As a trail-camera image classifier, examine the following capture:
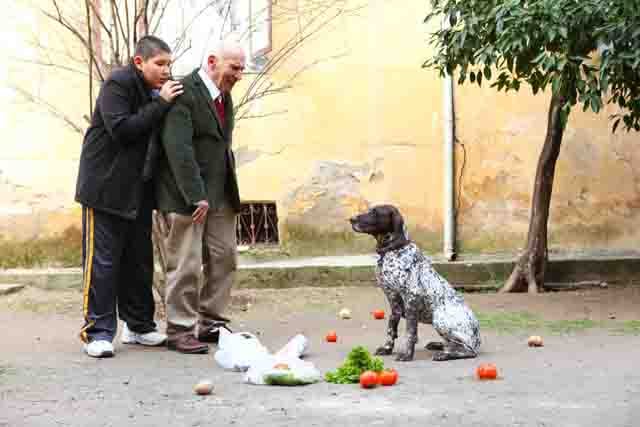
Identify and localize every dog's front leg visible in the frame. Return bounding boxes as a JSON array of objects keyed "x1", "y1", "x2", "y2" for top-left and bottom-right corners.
[
  {"x1": 375, "y1": 293, "x2": 402, "y2": 355},
  {"x1": 395, "y1": 302, "x2": 418, "y2": 362}
]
